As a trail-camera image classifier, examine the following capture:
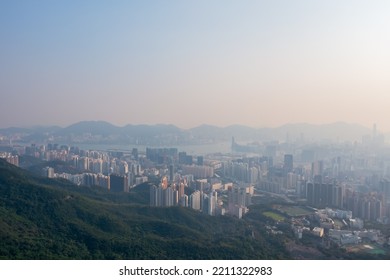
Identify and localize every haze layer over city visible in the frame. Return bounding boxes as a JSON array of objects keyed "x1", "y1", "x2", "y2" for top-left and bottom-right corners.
[
  {"x1": 1, "y1": 0, "x2": 390, "y2": 131},
  {"x1": 2, "y1": 1, "x2": 390, "y2": 260}
]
